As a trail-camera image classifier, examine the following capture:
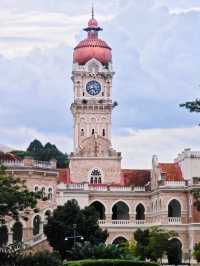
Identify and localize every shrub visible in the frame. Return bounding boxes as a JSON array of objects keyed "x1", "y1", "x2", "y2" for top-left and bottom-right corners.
[
  {"x1": 63, "y1": 259, "x2": 159, "y2": 266},
  {"x1": 16, "y1": 251, "x2": 62, "y2": 266},
  {"x1": 193, "y1": 241, "x2": 200, "y2": 262},
  {"x1": 67, "y1": 242, "x2": 128, "y2": 260}
]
